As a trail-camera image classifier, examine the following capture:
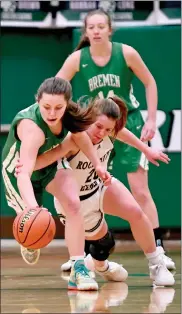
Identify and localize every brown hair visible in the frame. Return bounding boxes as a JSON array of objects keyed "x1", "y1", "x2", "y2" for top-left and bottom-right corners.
[
  {"x1": 36, "y1": 77, "x2": 96, "y2": 133},
  {"x1": 75, "y1": 9, "x2": 112, "y2": 51},
  {"x1": 63, "y1": 100, "x2": 96, "y2": 133},
  {"x1": 36, "y1": 77, "x2": 72, "y2": 102},
  {"x1": 91, "y1": 95, "x2": 128, "y2": 137}
]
